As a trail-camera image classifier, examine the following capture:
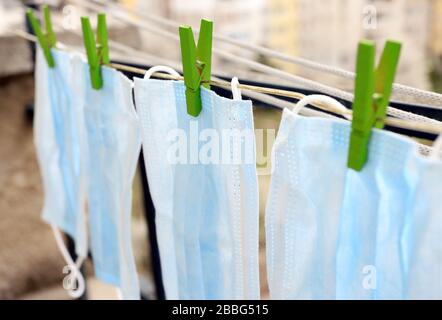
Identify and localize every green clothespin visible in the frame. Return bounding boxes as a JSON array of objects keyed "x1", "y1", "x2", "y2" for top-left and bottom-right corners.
[
  {"x1": 26, "y1": 5, "x2": 56, "y2": 68},
  {"x1": 179, "y1": 19, "x2": 213, "y2": 117},
  {"x1": 81, "y1": 13, "x2": 109, "y2": 90},
  {"x1": 347, "y1": 39, "x2": 401, "y2": 171}
]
